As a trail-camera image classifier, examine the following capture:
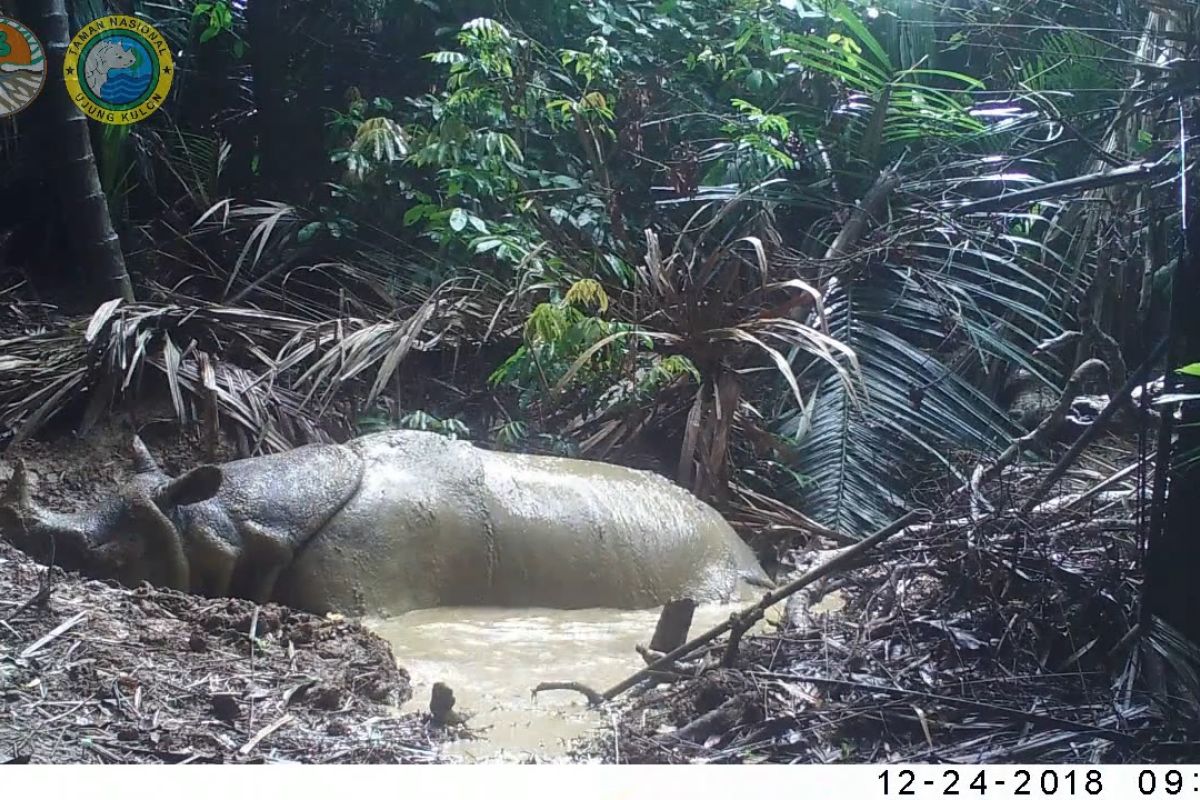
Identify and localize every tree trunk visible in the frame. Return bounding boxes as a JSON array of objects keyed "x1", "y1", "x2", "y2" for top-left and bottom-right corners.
[
  {"x1": 1144, "y1": 171, "x2": 1200, "y2": 644},
  {"x1": 15, "y1": 0, "x2": 134, "y2": 304},
  {"x1": 244, "y1": 0, "x2": 293, "y2": 198}
]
